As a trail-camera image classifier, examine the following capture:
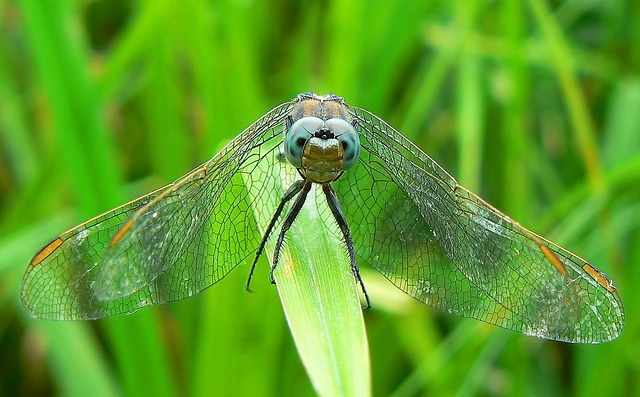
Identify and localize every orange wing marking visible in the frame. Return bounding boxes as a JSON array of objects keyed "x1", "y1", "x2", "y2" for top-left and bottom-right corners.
[
  {"x1": 30, "y1": 237, "x2": 63, "y2": 266},
  {"x1": 539, "y1": 245, "x2": 569, "y2": 276},
  {"x1": 583, "y1": 263, "x2": 617, "y2": 293},
  {"x1": 109, "y1": 219, "x2": 134, "y2": 248}
]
